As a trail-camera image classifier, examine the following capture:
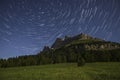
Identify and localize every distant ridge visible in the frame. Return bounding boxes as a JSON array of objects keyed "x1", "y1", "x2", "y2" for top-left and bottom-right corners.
[{"x1": 51, "y1": 33, "x2": 120, "y2": 50}]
